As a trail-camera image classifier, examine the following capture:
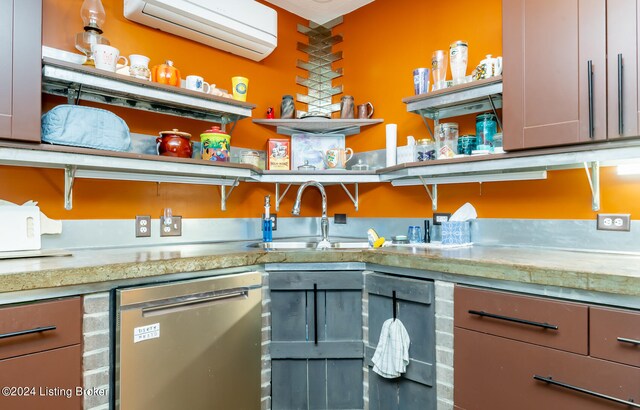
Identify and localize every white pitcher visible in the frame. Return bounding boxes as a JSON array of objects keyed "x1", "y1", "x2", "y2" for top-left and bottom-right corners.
[{"x1": 480, "y1": 54, "x2": 503, "y2": 78}]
